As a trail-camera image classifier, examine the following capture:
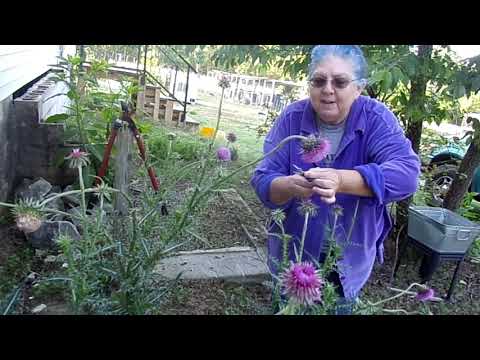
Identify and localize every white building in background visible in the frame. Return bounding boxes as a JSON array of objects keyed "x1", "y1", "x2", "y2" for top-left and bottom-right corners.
[
  {"x1": 158, "y1": 67, "x2": 199, "y2": 104},
  {"x1": 202, "y1": 70, "x2": 307, "y2": 112},
  {"x1": 449, "y1": 45, "x2": 480, "y2": 60}
]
